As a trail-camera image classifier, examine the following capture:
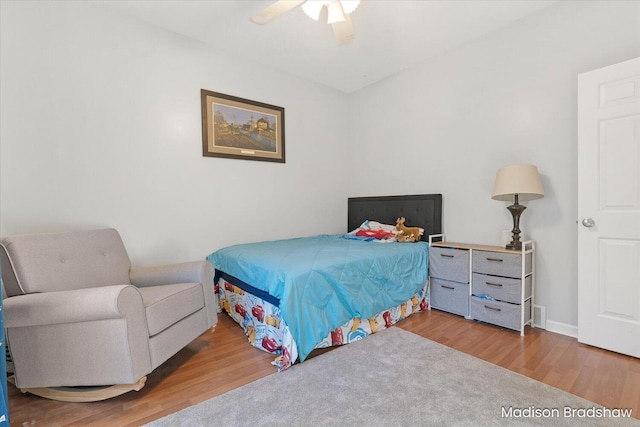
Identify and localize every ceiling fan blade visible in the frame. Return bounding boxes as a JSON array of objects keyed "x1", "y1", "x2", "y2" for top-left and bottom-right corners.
[
  {"x1": 250, "y1": 0, "x2": 305, "y2": 25},
  {"x1": 331, "y1": 13, "x2": 354, "y2": 44}
]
